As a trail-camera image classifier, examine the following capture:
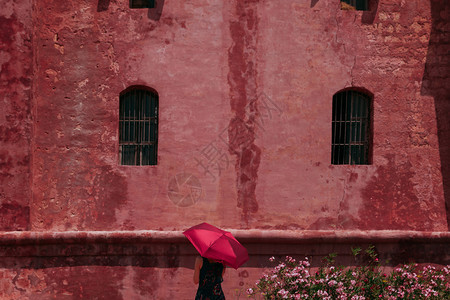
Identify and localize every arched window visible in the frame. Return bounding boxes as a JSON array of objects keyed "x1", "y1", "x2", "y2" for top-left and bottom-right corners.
[
  {"x1": 340, "y1": 0, "x2": 369, "y2": 11},
  {"x1": 332, "y1": 90, "x2": 371, "y2": 165},
  {"x1": 119, "y1": 87, "x2": 158, "y2": 165}
]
